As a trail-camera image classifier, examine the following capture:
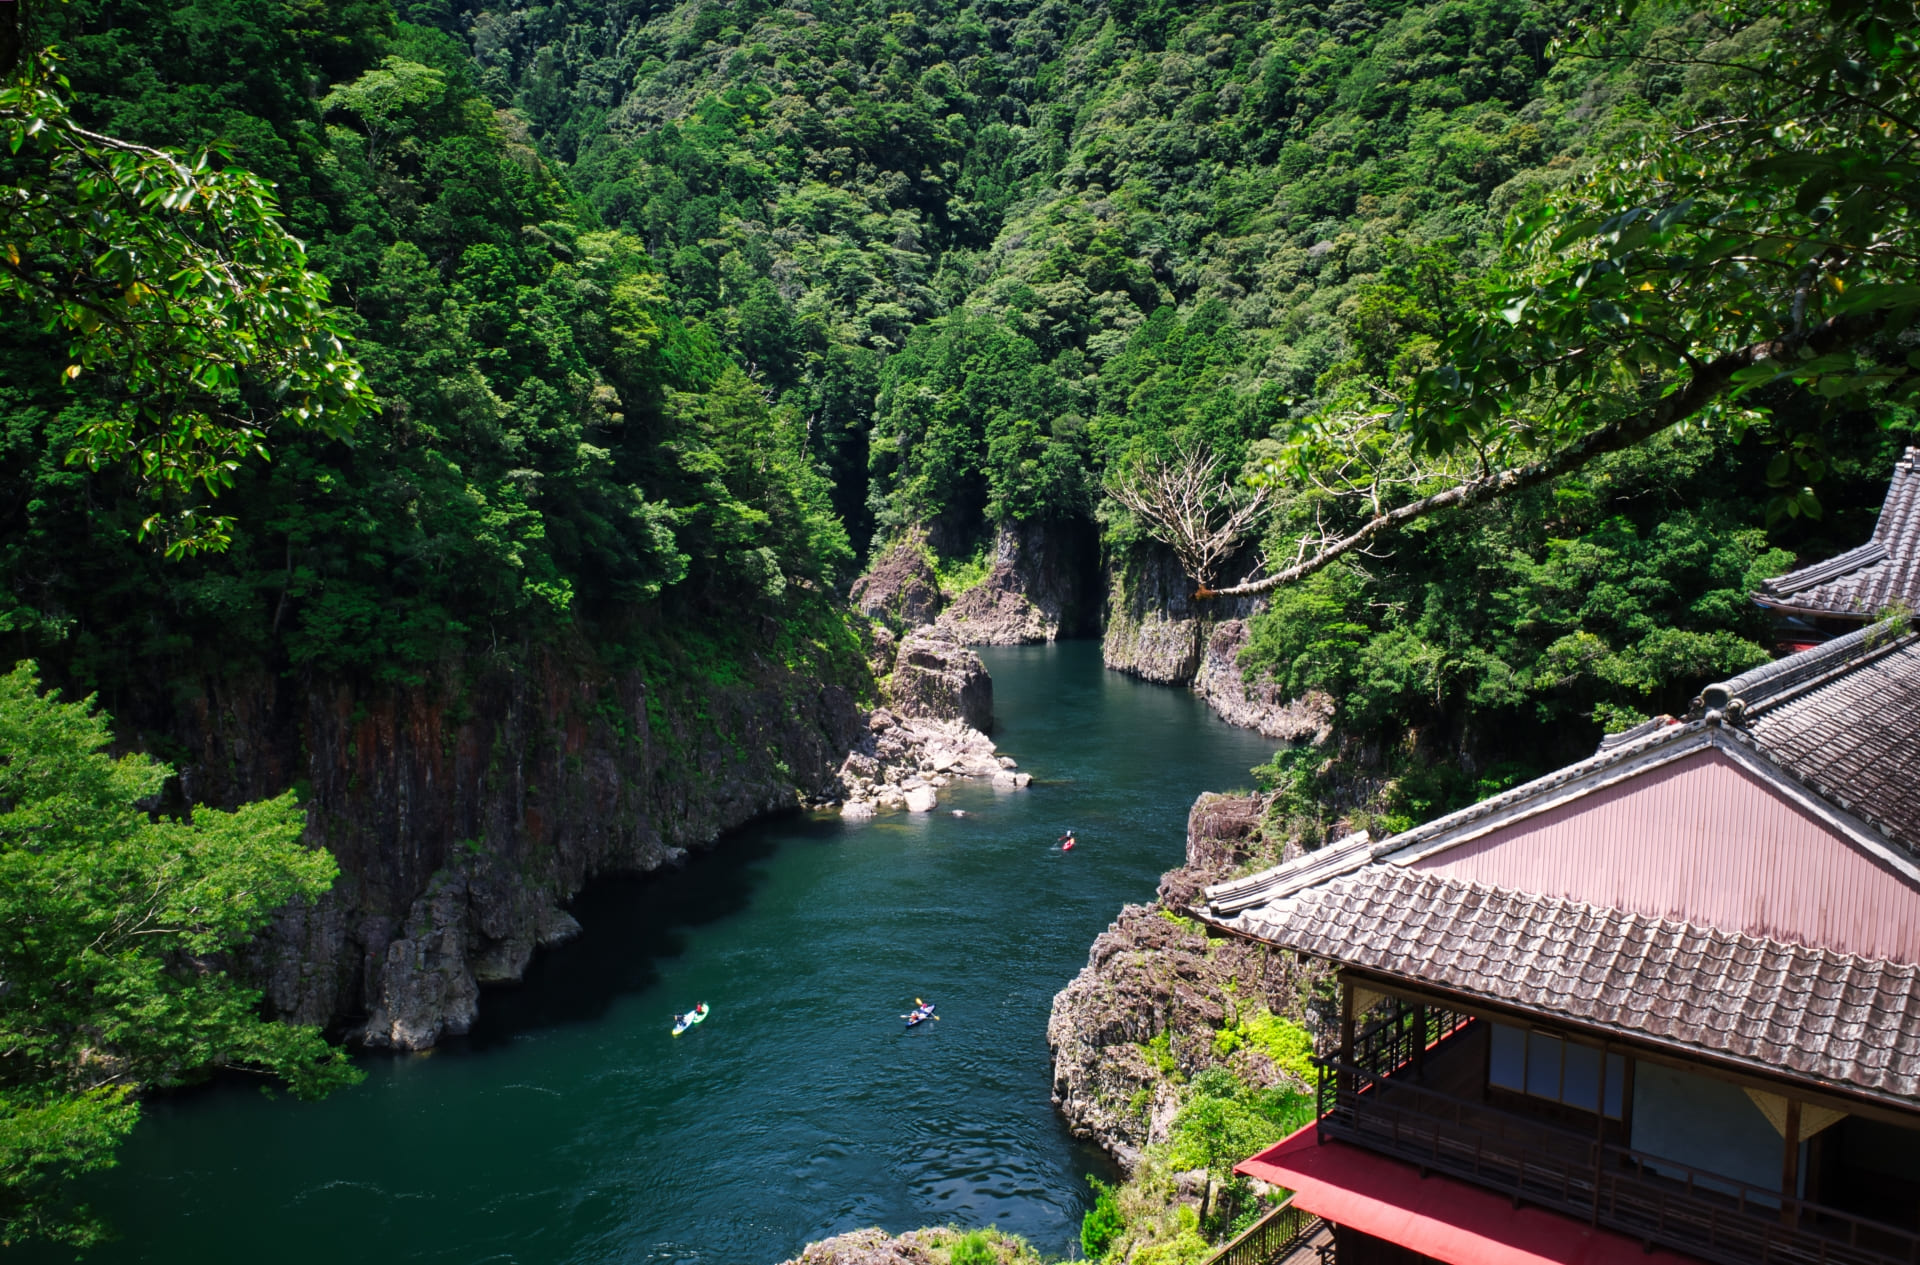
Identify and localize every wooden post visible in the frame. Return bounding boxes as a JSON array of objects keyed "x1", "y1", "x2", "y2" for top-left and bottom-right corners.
[
  {"x1": 1339, "y1": 978, "x2": 1356, "y2": 1098},
  {"x1": 1412, "y1": 1000, "x2": 1428, "y2": 1080},
  {"x1": 1781, "y1": 1098, "x2": 1802, "y2": 1226}
]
